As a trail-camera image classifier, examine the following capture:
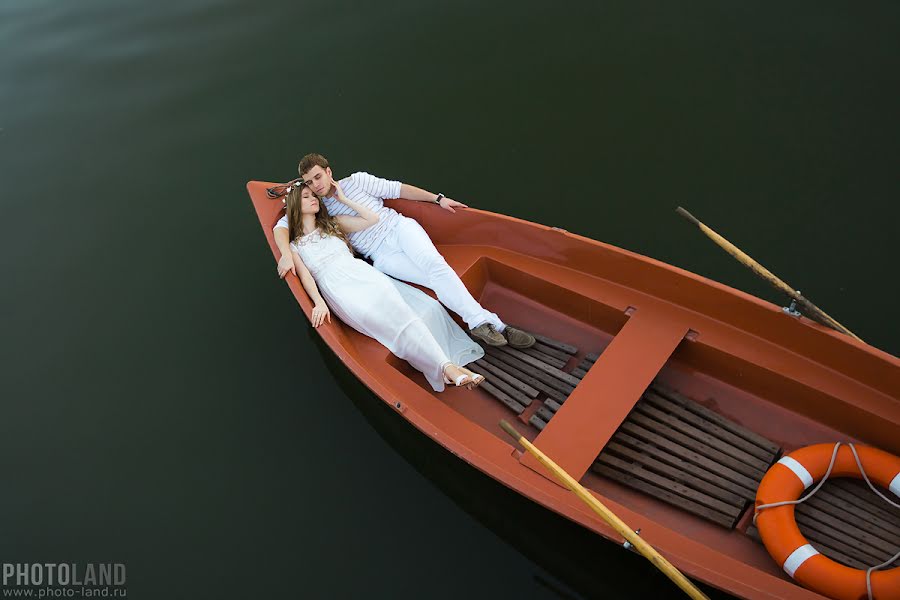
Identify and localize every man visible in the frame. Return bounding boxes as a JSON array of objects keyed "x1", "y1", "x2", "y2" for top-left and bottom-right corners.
[{"x1": 274, "y1": 153, "x2": 534, "y2": 348}]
